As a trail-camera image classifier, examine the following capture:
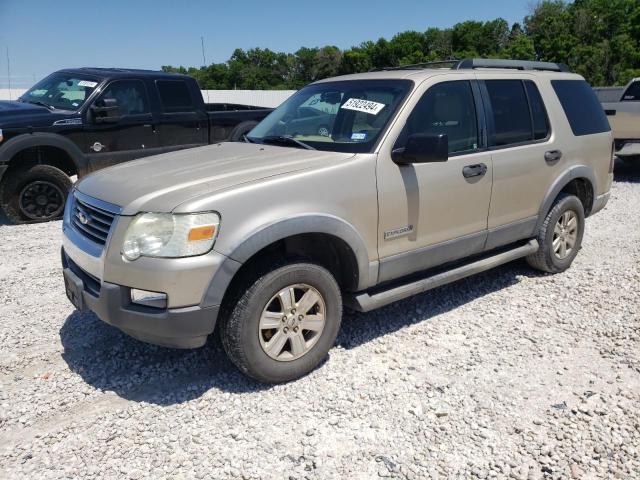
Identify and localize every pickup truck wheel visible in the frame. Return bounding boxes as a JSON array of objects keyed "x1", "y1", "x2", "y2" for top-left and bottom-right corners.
[
  {"x1": 0, "y1": 164, "x2": 71, "y2": 224},
  {"x1": 526, "y1": 193, "x2": 585, "y2": 273},
  {"x1": 220, "y1": 262, "x2": 342, "y2": 383}
]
